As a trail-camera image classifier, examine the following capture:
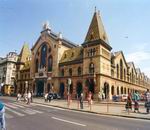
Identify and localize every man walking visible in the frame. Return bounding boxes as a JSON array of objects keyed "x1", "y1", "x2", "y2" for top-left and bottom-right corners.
[
  {"x1": 145, "y1": 89, "x2": 150, "y2": 114},
  {"x1": 0, "y1": 101, "x2": 6, "y2": 130},
  {"x1": 79, "y1": 93, "x2": 84, "y2": 109}
]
